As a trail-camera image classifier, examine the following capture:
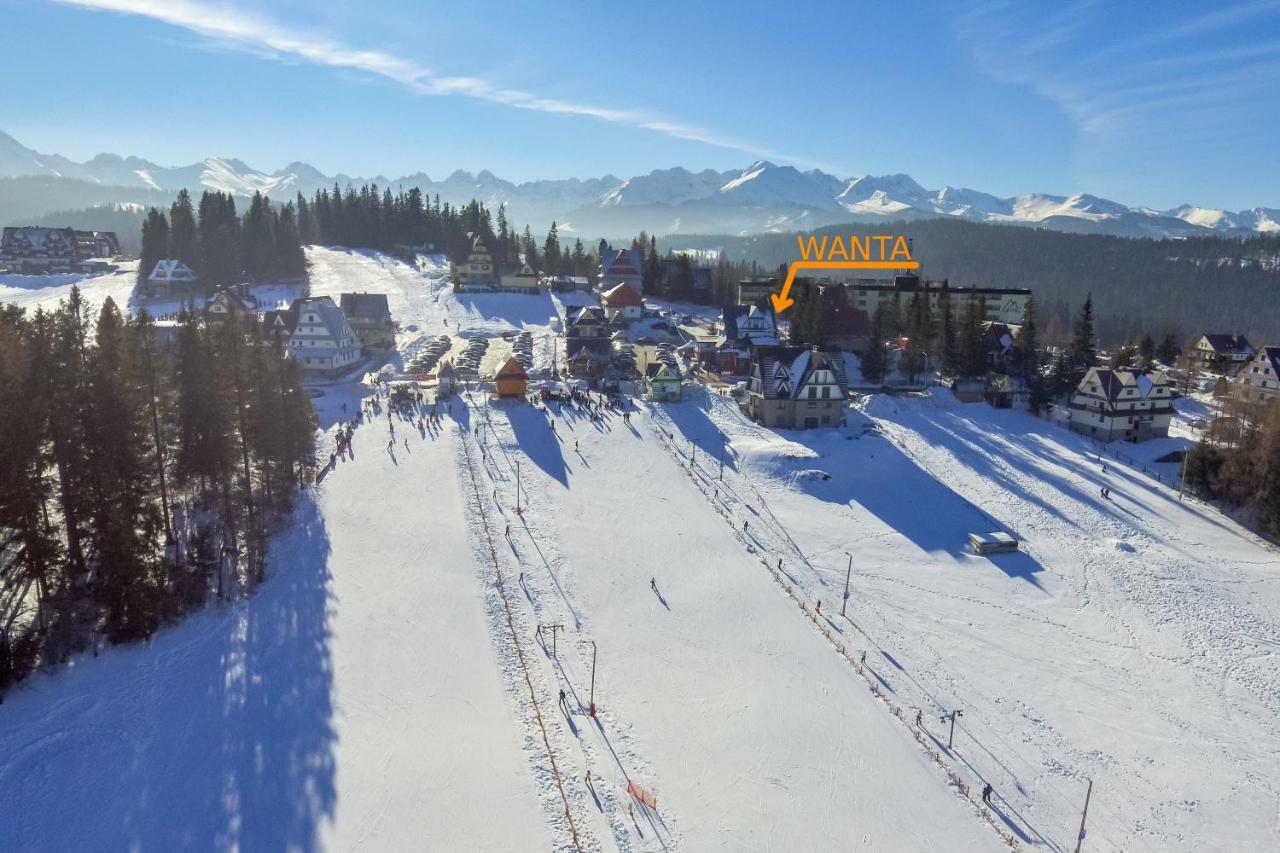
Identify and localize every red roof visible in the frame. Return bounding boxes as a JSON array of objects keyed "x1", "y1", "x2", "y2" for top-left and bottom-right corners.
[{"x1": 602, "y1": 282, "x2": 643, "y2": 308}]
